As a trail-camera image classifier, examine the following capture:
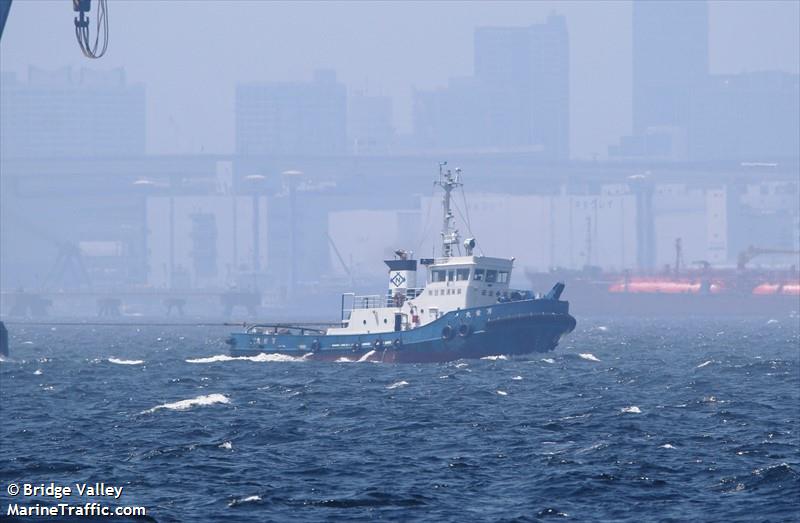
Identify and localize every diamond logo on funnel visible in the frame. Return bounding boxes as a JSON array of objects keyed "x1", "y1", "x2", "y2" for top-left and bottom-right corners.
[{"x1": 391, "y1": 272, "x2": 406, "y2": 287}]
